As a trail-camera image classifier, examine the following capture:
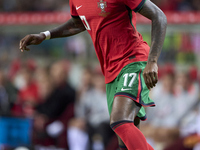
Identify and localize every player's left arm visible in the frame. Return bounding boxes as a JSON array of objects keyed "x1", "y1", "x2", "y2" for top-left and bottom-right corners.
[{"x1": 138, "y1": 0, "x2": 167, "y2": 90}]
